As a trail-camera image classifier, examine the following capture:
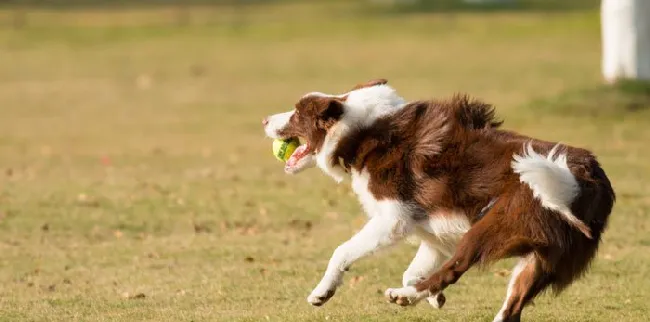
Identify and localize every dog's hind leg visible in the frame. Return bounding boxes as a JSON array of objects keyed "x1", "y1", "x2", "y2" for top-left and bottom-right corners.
[
  {"x1": 385, "y1": 209, "x2": 539, "y2": 306},
  {"x1": 492, "y1": 254, "x2": 552, "y2": 322}
]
